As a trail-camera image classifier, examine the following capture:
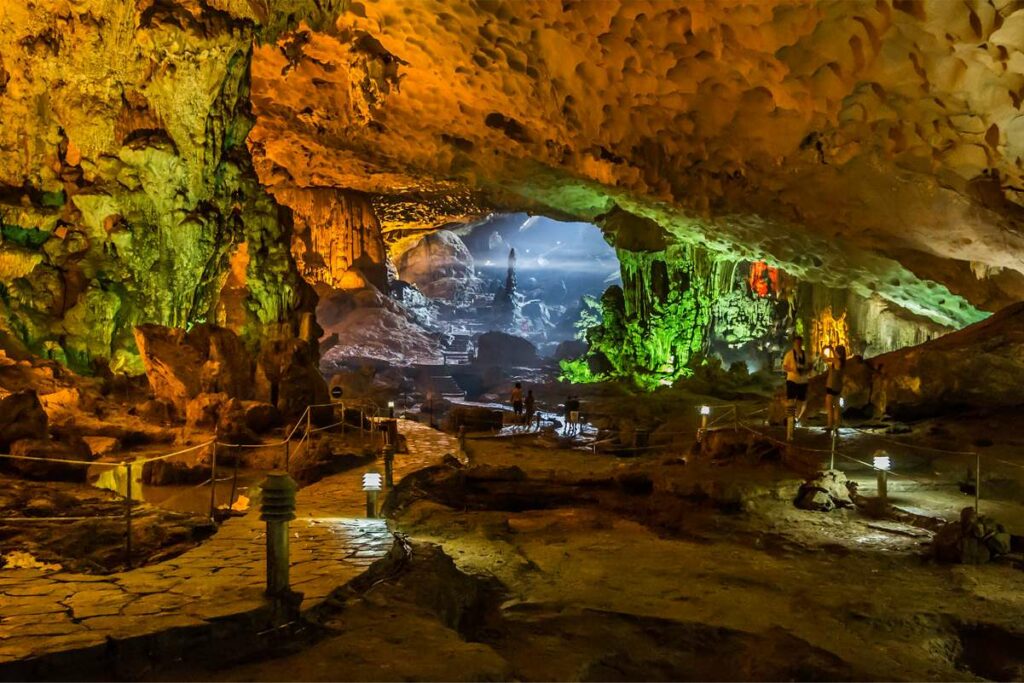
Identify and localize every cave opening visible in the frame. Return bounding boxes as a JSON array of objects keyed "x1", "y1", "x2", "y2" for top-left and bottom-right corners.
[{"x1": 314, "y1": 213, "x2": 622, "y2": 402}]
